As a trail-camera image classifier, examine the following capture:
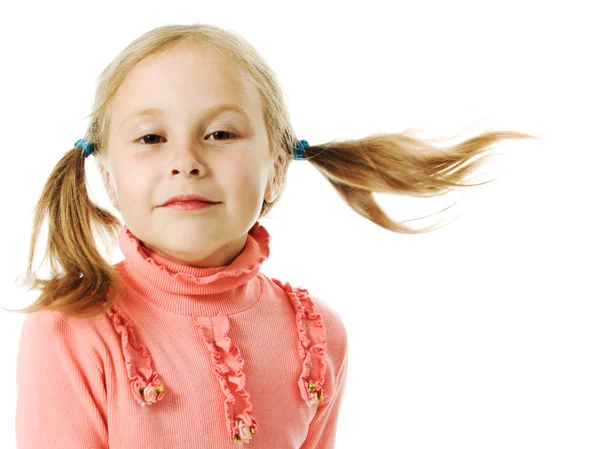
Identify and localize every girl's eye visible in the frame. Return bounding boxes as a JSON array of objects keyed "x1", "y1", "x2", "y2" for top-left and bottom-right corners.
[
  {"x1": 137, "y1": 134, "x2": 164, "y2": 145},
  {"x1": 206, "y1": 130, "x2": 236, "y2": 141}
]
